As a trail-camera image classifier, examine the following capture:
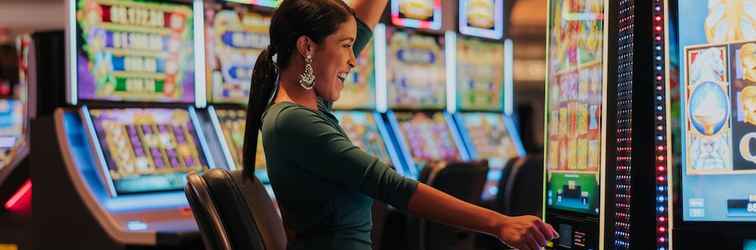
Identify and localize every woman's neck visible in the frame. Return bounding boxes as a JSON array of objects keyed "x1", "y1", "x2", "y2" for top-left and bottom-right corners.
[{"x1": 274, "y1": 67, "x2": 318, "y2": 111}]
